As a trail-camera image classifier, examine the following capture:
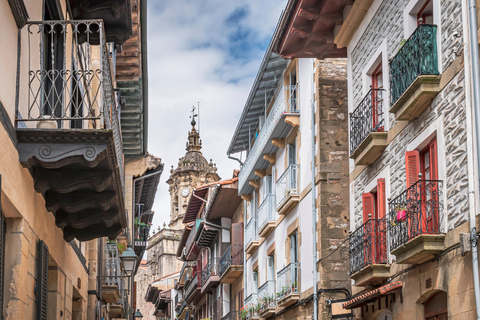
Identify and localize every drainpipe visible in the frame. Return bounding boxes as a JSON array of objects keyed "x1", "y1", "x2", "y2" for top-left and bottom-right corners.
[
  {"x1": 244, "y1": 199, "x2": 247, "y2": 301},
  {"x1": 310, "y1": 59, "x2": 318, "y2": 320},
  {"x1": 466, "y1": 0, "x2": 480, "y2": 319}
]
